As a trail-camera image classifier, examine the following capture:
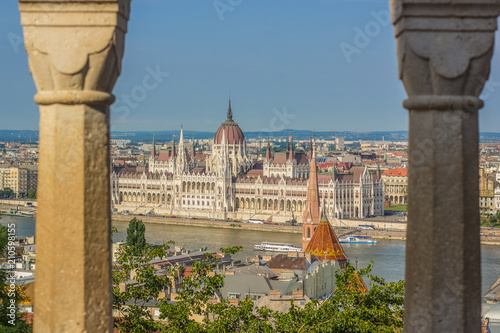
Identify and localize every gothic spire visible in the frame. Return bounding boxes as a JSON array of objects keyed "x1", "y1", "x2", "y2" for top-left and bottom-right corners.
[
  {"x1": 179, "y1": 125, "x2": 184, "y2": 147},
  {"x1": 302, "y1": 150, "x2": 321, "y2": 250},
  {"x1": 227, "y1": 97, "x2": 233, "y2": 121},
  {"x1": 289, "y1": 135, "x2": 294, "y2": 161},
  {"x1": 265, "y1": 137, "x2": 271, "y2": 160},
  {"x1": 151, "y1": 133, "x2": 156, "y2": 158},
  {"x1": 171, "y1": 134, "x2": 176, "y2": 157},
  {"x1": 191, "y1": 134, "x2": 196, "y2": 159}
]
